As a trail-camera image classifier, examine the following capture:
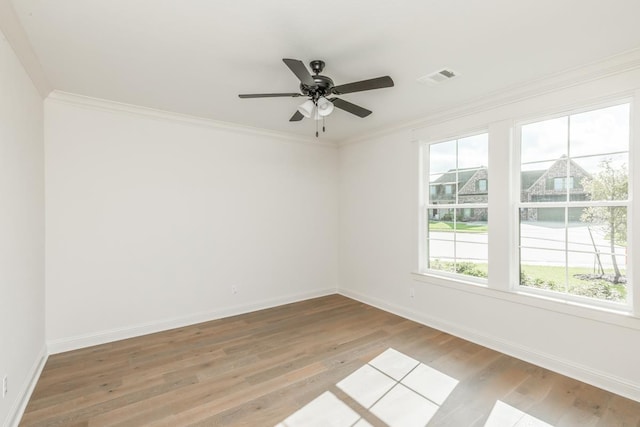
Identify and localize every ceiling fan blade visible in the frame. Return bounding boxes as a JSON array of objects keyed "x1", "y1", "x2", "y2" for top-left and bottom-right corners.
[
  {"x1": 332, "y1": 76, "x2": 394, "y2": 95},
  {"x1": 289, "y1": 110, "x2": 304, "y2": 122},
  {"x1": 238, "y1": 93, "x2": 302, "y2": 98},
  {"x1": 283, "y1": 58, "x2": 316, "y2": 87},
  {"x1": 329, "y1": 98, "x2": 372, "y2": 118}
]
